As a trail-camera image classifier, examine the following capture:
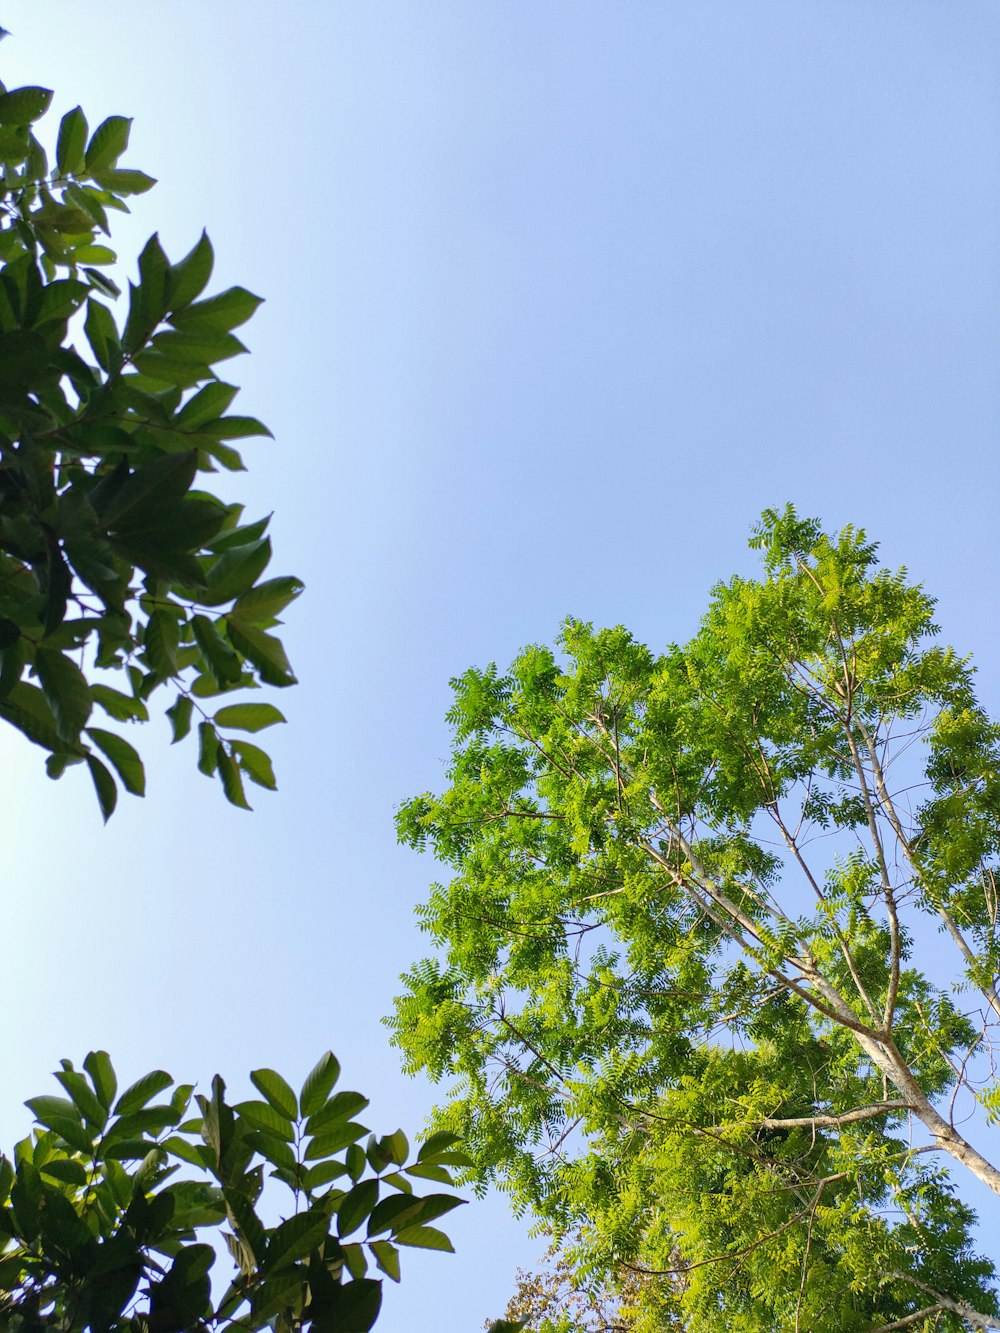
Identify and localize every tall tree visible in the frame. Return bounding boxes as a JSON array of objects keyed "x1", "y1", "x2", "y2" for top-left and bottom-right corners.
[
  {"x1": 0, "y1": 78, "x2": 299, "y2": 817},
  {"x1": 394, "y1": 509, "x2": 1000, "y2": 1331}
]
